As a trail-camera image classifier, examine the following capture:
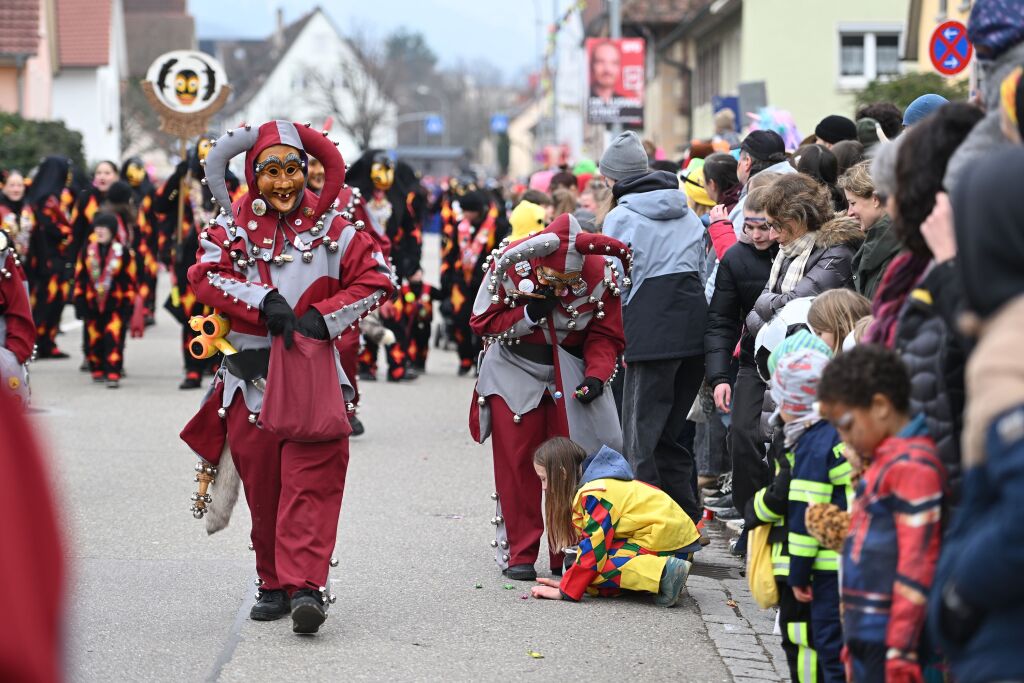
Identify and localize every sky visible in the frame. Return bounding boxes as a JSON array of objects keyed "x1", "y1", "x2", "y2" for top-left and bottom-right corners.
[{"x1": 188, "y1": 0, "x2": 547, "y2": 79}]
